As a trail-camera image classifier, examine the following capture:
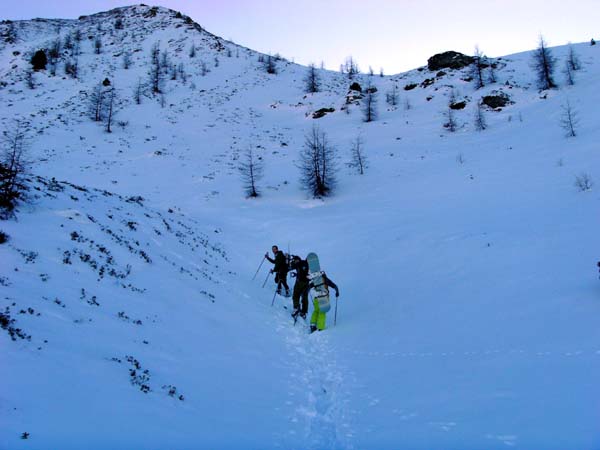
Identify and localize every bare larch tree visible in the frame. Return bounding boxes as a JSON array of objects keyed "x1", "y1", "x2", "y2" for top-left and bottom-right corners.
[
  {"x1": 149, "y1": 42, "x2": 162, "y2": 94},
  {"x1": 531, "y1": 35, "x2": 557, "y2": 90},
  {"x1": 444, "y1": 108, "x2": 458, "y2": 132},
  {"x1": 560, "y1": 99, "x2": 578, "y2": 137},
  {"x1": 133, "y1": 78, "x2": 143, "y2": 104},
  {"x1": 471, "y1": 46, "x2": 486, "y2": 89},
  {"x1": 263, "y1": 54, "x2": 277, "y2": 74},
  {"x1": 564, "y1": 60, "x2": 575, "y2": 86},
  {"x1": 105, "y1": 87, "x2": 118, "y2": 133},
  {"x1": 350, "y1": 135, "x2": 367, "y2": 175},
  {"x1": 0, "y1": 120, "x2": 29, "y2": 211},
  {"x1": 386, "y1": 85, "x2": 399, "y2": 106},
  {"x1": 299, "y1": 125, "x2": 337, "y2": 197},
  {"x1": 304, "y1": 63, "x2": 320, "y2": 93},
  {"x1": 567, "y1": 44, "x2": 581, "y2": 71},
  {"x1": 239, "y1": 147, "x2": 264, "y2": 198},
  {"x1": 89, "y1": 83, "x2": 106, "y2": 122},
  {"x1": 342, "y1": 56, "x2": 360, "y2": 79},
  {"x1": 474, "y1": 102, "x2": 487, "y2": 131},
  {"x1": 488, "y1": 59, "x2": 497, "y2": 83},
  {"x1": 363, "y1": 83, "x2": 378, "y2": 123}
]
